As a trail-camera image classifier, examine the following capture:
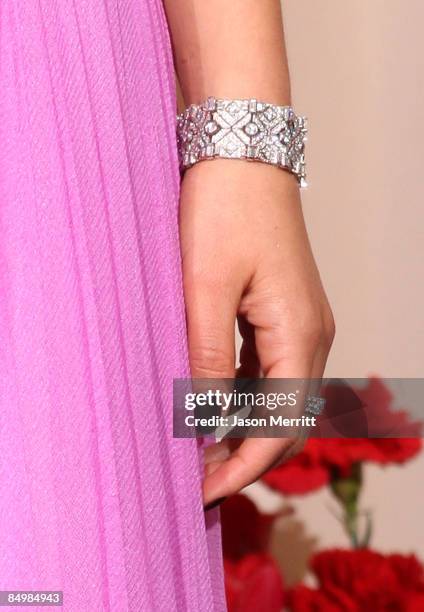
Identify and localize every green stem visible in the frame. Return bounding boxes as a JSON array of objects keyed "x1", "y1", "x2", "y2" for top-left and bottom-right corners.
[{"x1": 329, "y1": 462, "x2": 372, "y2": 548}]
